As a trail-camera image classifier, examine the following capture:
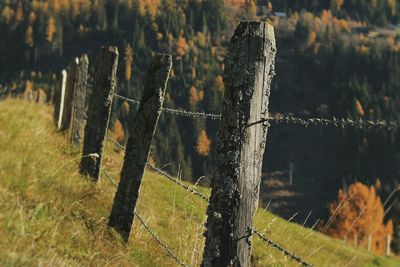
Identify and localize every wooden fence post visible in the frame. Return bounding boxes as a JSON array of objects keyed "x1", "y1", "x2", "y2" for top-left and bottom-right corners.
[
  {"x1": 70, "y1": 54, "x2": 89, "y2": 145},
  {"x1": 79, "y1": 46, "x2": 119, "y2": 180},
  {"x1": 108, "y1": 54, "x2": 172, "y2": 241},
  {"x1": 202, "y1": 21, "x2": 276, "y2": 267},
  {"x1": 367, "y1": 234, "x2": 372, "y2": 251},
  {"x1": 59, "y1": 58, "x2": 79, "y2": 131},
  {"x1": 386, "y1": 234, "x2": 391, "y2": 256},
  {"x1": 54, "y1": 69, "x2": 67, "y2": 130}
]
